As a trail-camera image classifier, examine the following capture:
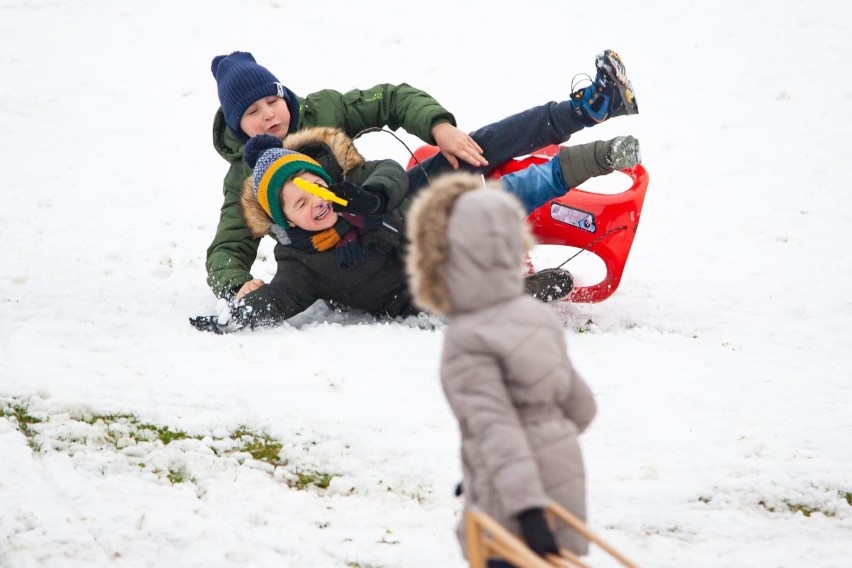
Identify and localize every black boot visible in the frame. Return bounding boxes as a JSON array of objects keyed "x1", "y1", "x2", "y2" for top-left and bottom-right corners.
[
  {"x1": 558, "y1": 135, "x2": 642, "y2": 188},
  {"x1": 523, "y1": 268, "x2": 574, "y2": 302}
]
